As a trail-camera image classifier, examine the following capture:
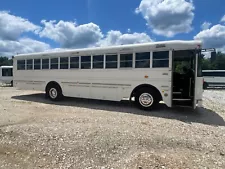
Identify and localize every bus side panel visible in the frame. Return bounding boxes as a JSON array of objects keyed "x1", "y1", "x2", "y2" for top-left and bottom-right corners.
[
  {"x1": 15, "y1": 80, "x2": 46, "y2": 91},
  {"x1": 62, "y1": 82, "x2": 91, "y2": 99},
  {"x1": 13, "y1": 66, "x2": 172, "y2": 107},
  {"x1": 13, "y1": 69, "x2": 46, "y2": 91}
]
